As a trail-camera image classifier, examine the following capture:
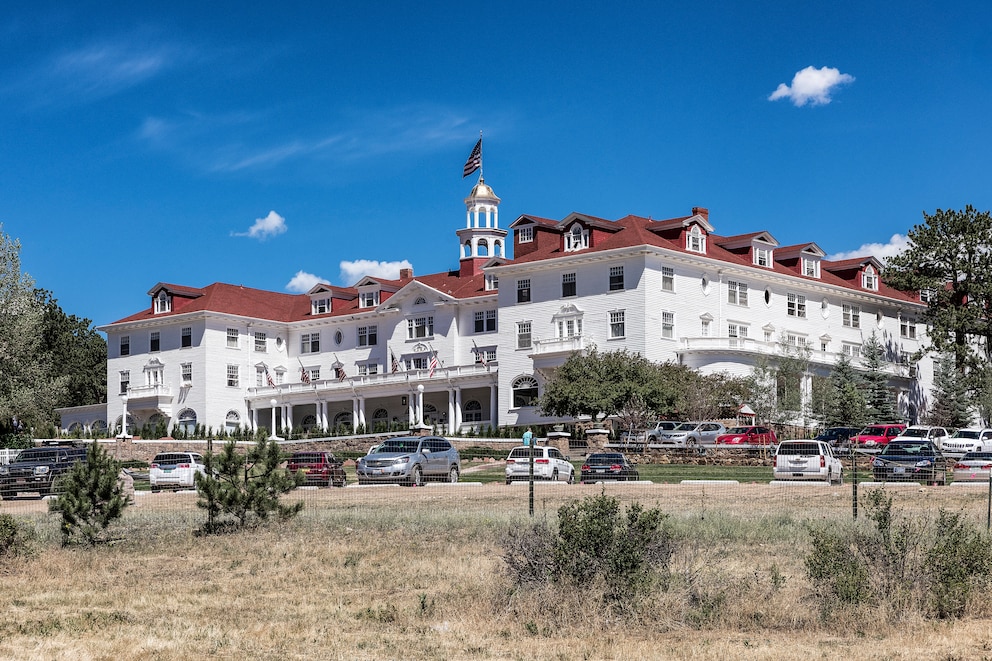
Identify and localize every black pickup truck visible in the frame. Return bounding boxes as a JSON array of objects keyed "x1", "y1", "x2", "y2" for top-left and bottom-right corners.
[{"x1": 0, "y1": 445, "x2": 88, "y2": 499}]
